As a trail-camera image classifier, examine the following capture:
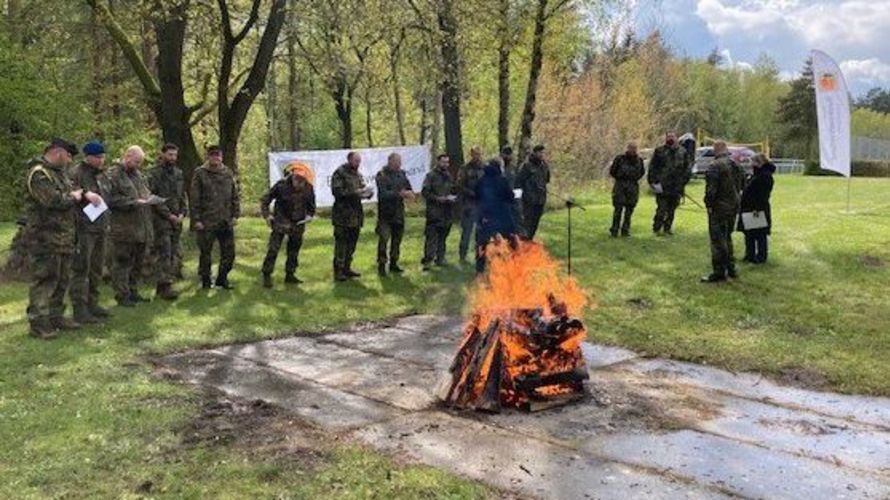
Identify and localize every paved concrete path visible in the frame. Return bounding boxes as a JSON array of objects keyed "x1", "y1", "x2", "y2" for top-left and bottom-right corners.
[{"x1": 160, "y1": 315, "x2": 890, "y2": 499}]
